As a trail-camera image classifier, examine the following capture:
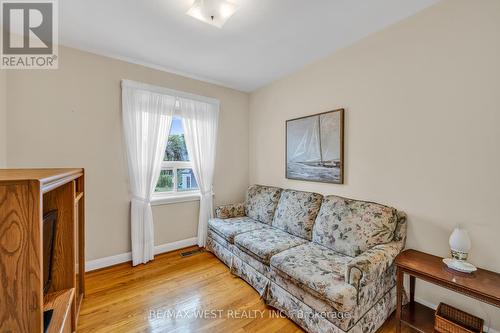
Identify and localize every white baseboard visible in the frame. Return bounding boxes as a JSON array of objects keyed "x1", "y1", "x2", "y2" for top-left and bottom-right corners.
[
  {"x1": 85, "y1": 252, "x2": 132, "y2": 272},
  {"x1": 153, "y1": 237, "x2": 198, "y2": 255},
  {"x1": 85, "y1": 237, "x2": 198, "y2": 272},
  {"x1": 414, "y1": 297, "x2": 499, "y2": 333}
]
